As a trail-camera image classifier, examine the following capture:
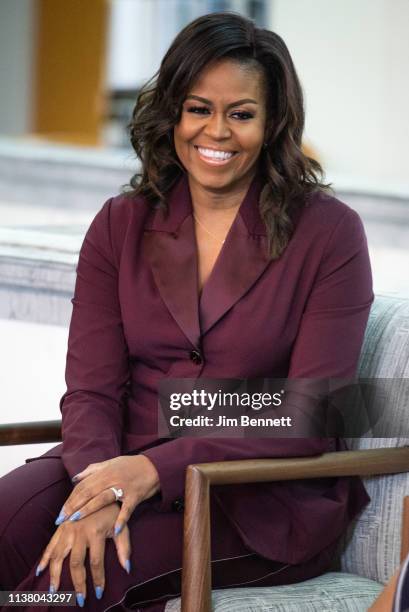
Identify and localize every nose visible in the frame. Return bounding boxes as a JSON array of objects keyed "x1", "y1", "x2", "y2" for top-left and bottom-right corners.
[{"x1": 203, "y1": 111, "x2": 232, "y2": 140}]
